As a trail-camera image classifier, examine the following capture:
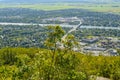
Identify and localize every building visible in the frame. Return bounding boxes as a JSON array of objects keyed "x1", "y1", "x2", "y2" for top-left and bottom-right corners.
[
  {"x1": 84, "y1": 46, "x2": 106, "y2": 51},
  {"x1": 42, "y1": 17, "x2": 80, "y2": 23},
  {"x1": 82, "y1": 38, "x2": 98, "y2": 44},
  {"x1": 108, "y1": 49, "x2": 118, "y2": 56}
]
